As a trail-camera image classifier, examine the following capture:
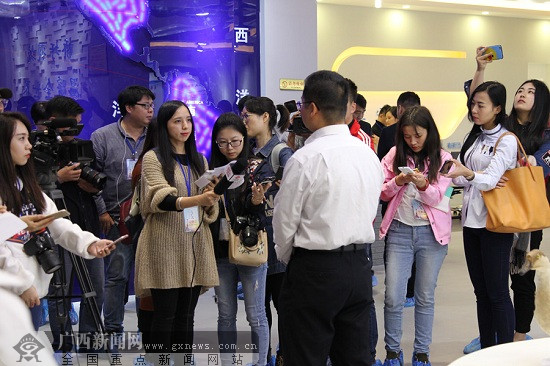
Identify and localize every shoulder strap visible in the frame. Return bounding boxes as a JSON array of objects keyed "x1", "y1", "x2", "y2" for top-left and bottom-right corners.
[
  {"x1": 493, "y1": 131, "x2": 528, "y2": 164},
  {"x1": 269, "y1": 143, "x2": 287, "y2": 172}
]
